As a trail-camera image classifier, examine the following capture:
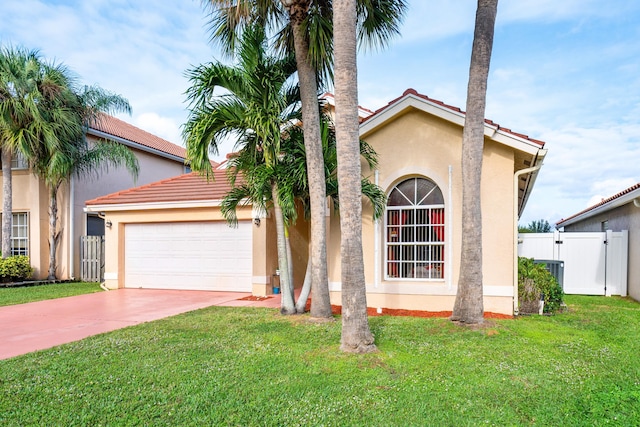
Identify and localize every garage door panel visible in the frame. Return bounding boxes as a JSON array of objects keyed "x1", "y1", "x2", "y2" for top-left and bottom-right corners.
[{"x1": 124, "y1": 221, "x2": 252, "y2": 291}]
